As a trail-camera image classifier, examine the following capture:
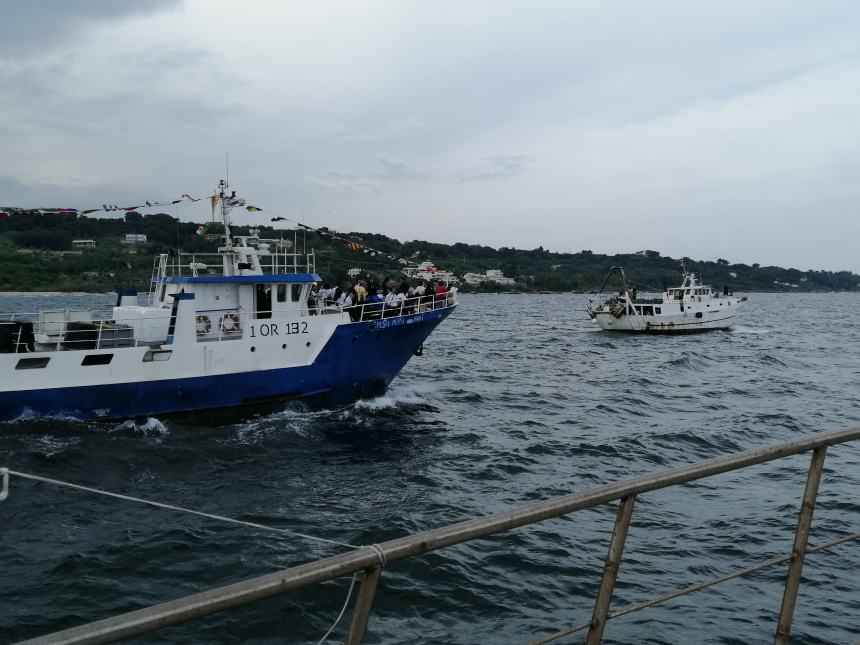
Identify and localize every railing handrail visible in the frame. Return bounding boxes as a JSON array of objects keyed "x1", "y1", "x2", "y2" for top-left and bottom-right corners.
[
  {"x1": 0, "y1": 297, "x2": 458, "y2": 354},
  {"x1": 311, "y1": 292, "x2": 455, "y2": 319},
  {"x1": 20, "y1": 425, "x2": 860, "y2": 645},
  {"x1": 154, "y1": 249, "x2": 318, "y2": 279},
  {"x1": 0, "y1": 296, "x2": 457, "y2": 325}
]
